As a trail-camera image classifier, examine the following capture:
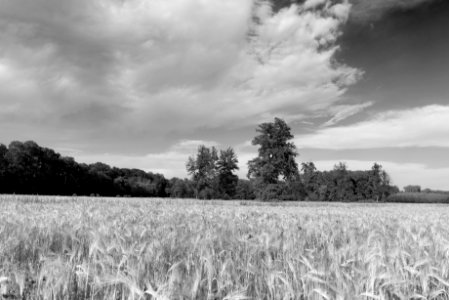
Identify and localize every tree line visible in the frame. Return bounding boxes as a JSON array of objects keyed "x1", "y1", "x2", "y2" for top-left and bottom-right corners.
[
  {"x1": 0, "y1": 118, "x2": 399, "y2": 200},
  {"x1": 185, "y1": 118, "x2": 399, "y2": 201},
  {"x1": 0, "y1": 141, "x2": 168, "y2": 197}
]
